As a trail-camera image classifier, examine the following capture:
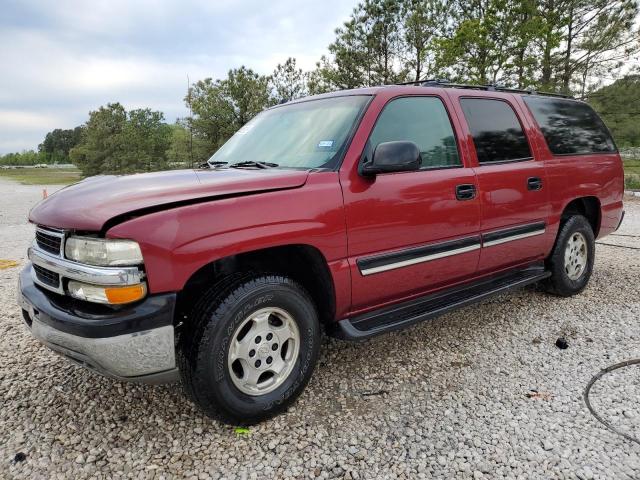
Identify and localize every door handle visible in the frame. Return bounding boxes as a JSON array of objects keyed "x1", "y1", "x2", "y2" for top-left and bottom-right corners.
[
  {"x1": 527, "y1": 177, "x2": 543, "y2": 191},
  {"x1": 455, "y1": 184, "x2": 476, "y2": 201}
]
